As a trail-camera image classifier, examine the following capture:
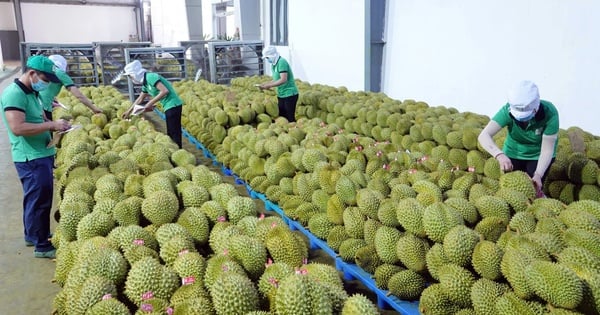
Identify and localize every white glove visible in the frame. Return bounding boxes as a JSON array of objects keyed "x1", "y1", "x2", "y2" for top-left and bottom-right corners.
[{"x1": 496, "y1": 153, "x2": 513, "y2": 171}]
